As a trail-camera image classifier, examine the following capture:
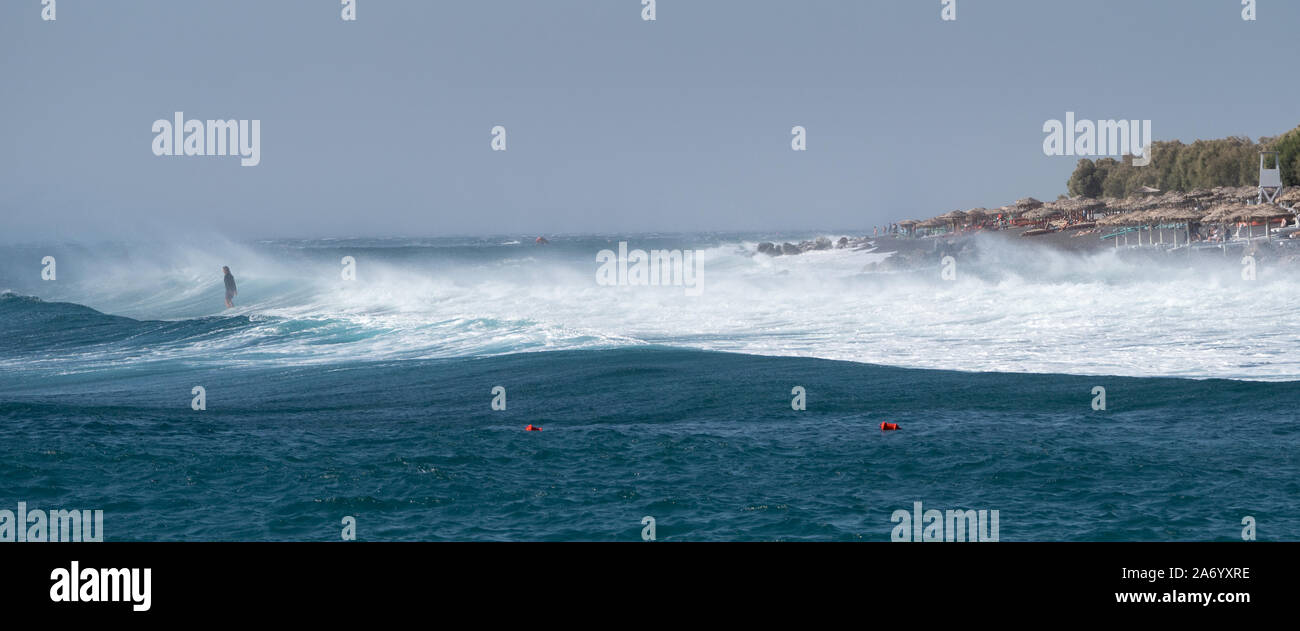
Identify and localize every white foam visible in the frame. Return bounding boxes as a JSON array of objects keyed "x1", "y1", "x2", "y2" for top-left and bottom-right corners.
[{"x1": 22, "y1": 236, "x2": 1300, "y2": 381}]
